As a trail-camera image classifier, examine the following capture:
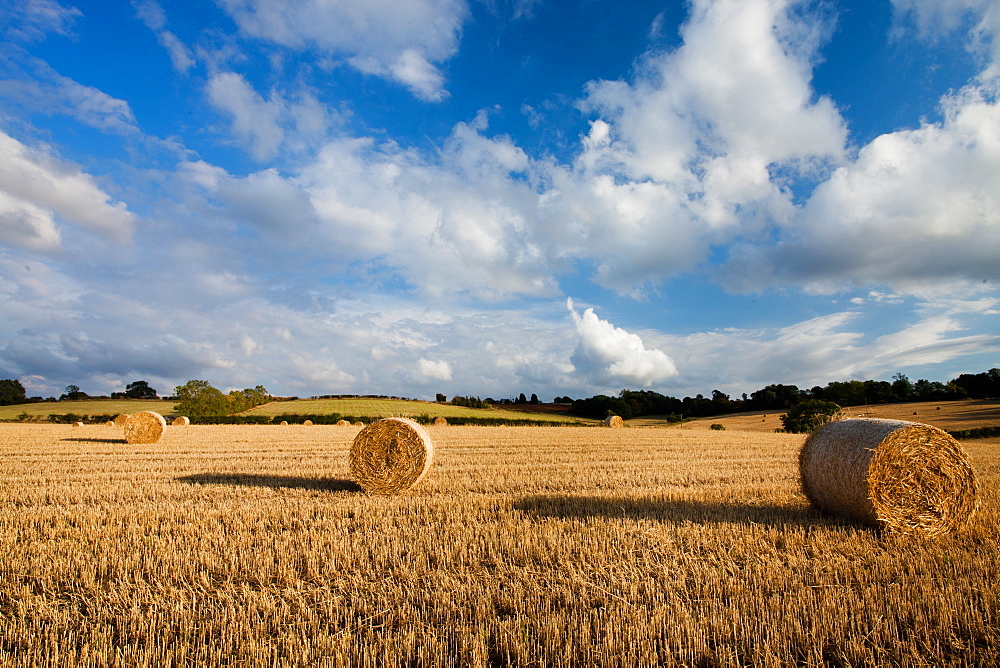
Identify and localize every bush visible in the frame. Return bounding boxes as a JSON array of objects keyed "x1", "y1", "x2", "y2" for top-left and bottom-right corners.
[
  {"x1": 780, "y1": 400, "x2": 842, "y2": 434},
  {"x1": 710, "y1": 423, "x2": 726, "y2": 431}
]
